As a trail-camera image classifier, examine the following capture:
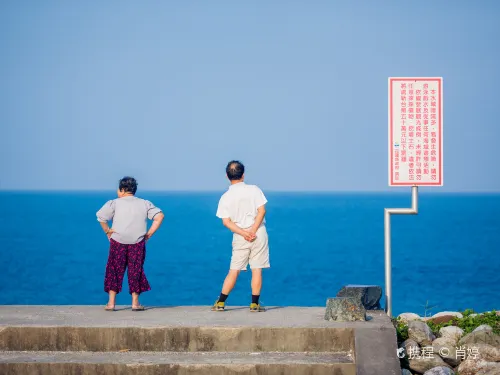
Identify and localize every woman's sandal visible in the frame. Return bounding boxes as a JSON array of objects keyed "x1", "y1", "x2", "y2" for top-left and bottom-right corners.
[
  {"x1": 104, "y1": 304, "x2": 115, "y2": 312},
  {"x1": 132, "y1": 305, "x2": 145, "y2": 311}
]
